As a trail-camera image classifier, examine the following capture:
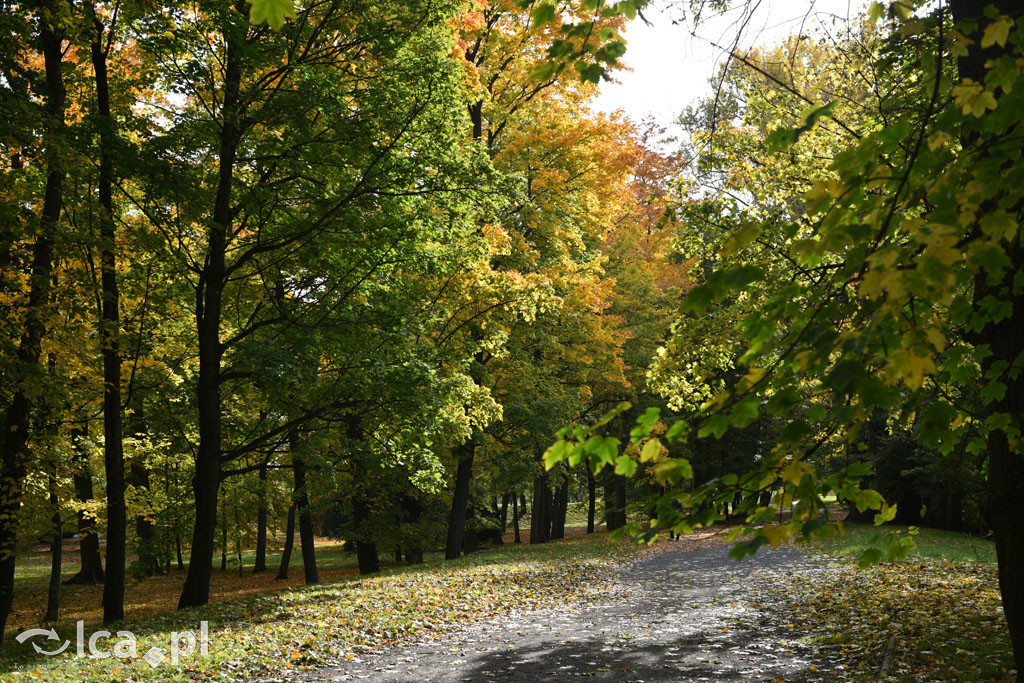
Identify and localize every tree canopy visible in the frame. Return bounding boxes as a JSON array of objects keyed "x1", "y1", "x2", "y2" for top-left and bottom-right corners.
[{"x1": 2, "y1": 0, "x2": 1023, "y2": 677}]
